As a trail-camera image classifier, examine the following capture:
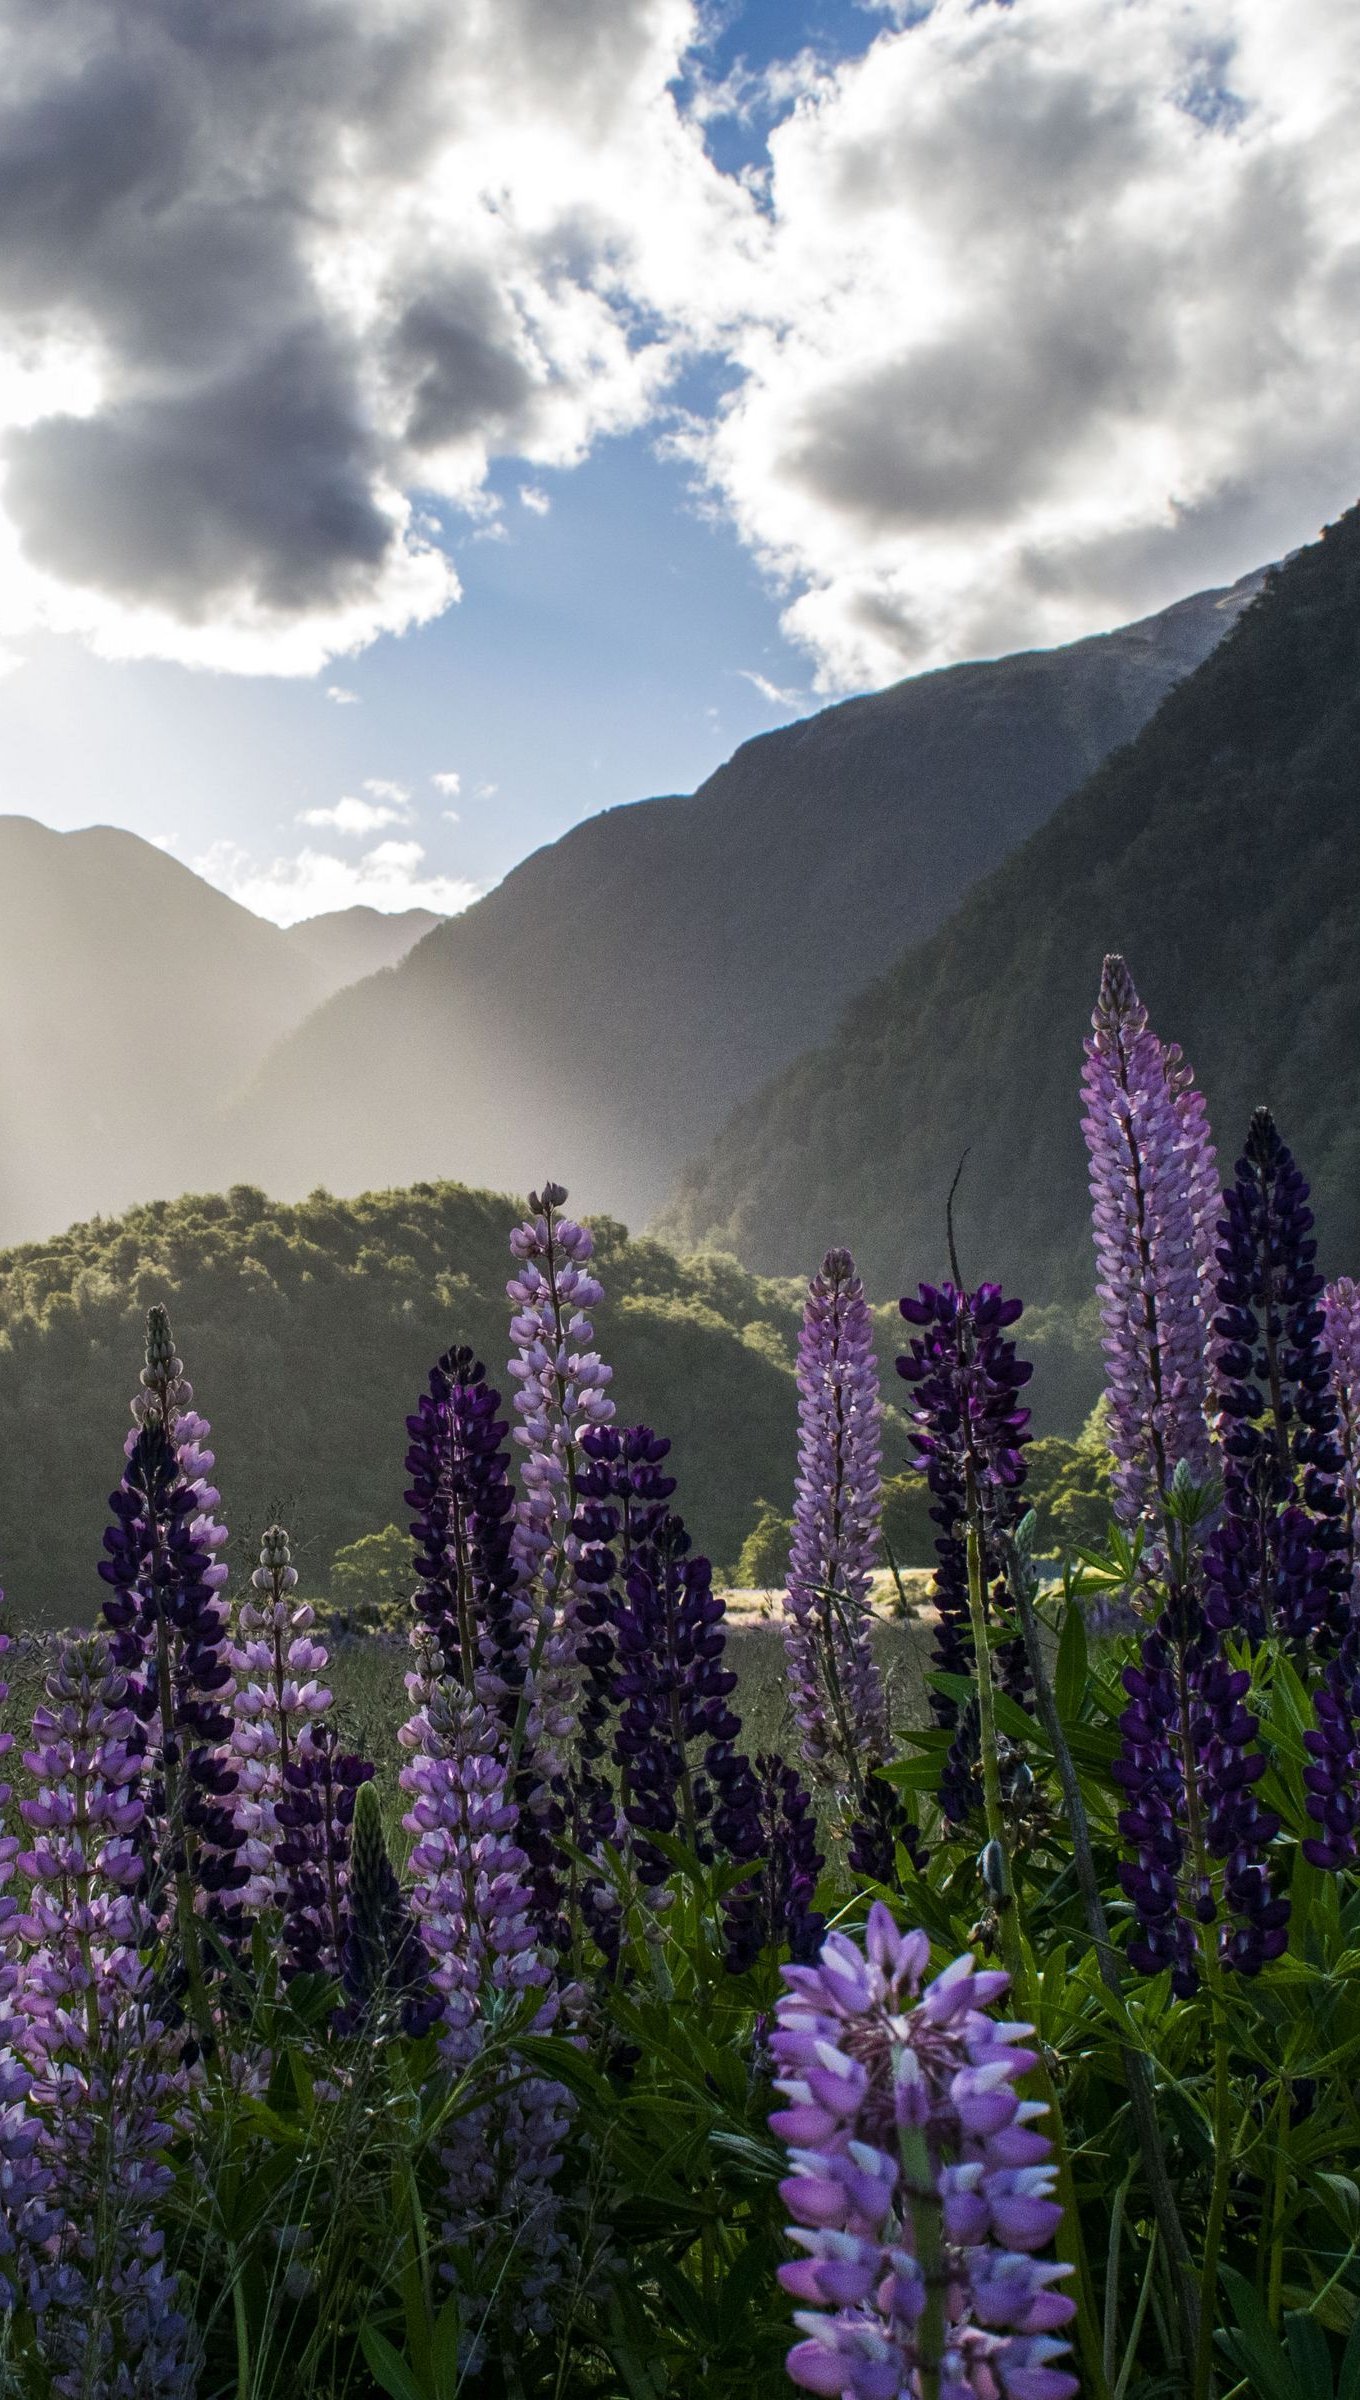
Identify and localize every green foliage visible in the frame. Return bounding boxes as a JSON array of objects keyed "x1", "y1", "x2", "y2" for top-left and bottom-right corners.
[
  {"x1": 326, "y1": 1525, "x2": 411, "y2": 1638},
  {"x1": 0, "y1": 1182, "x2": 803, "y2": 1626},
  {"x1": 732, "y1": 1498, "x2": 792, "y2": 1590},
  {"x1": 1026, "y1": 1401, "x2": 1116, "y2": 1555},
  {"x1": 881, "y1": 1468, "x2": 936, "y2": 1566}
]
